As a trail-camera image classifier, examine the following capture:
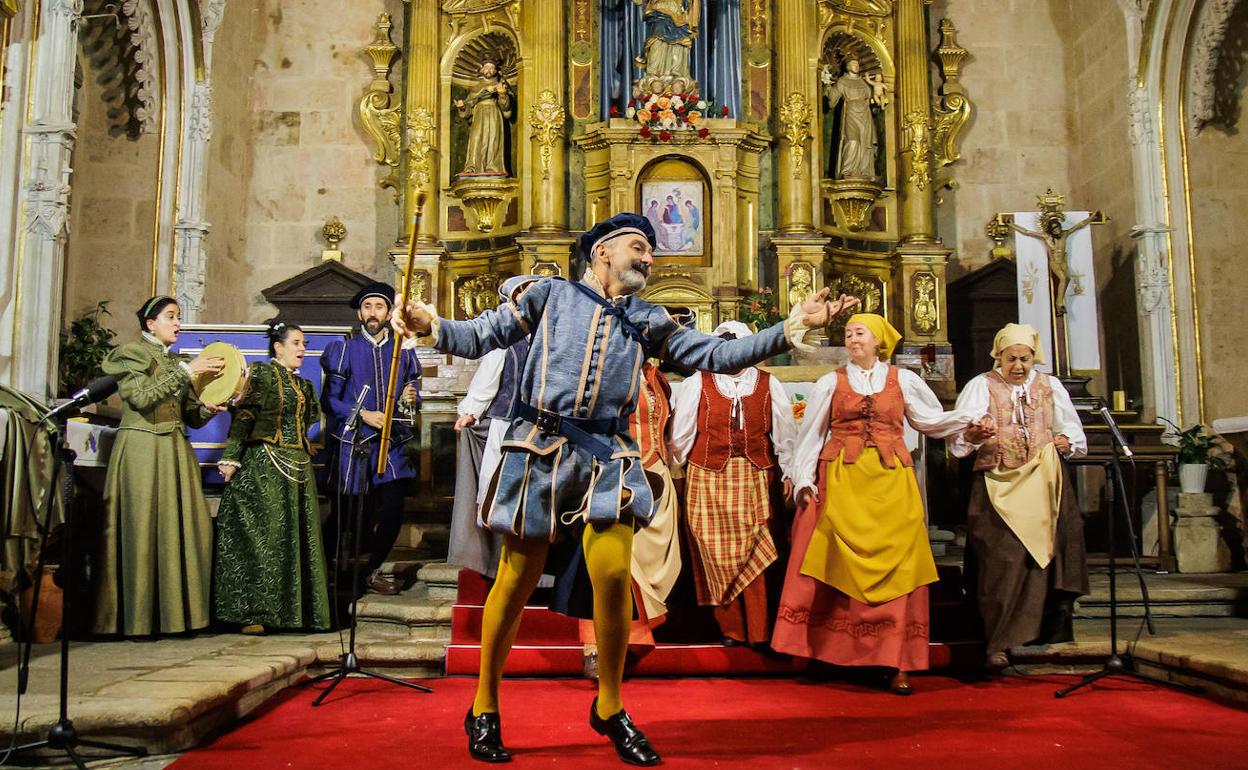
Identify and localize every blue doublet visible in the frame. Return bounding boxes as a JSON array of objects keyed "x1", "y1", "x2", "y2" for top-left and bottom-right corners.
[
  {"x1": 436, "y1": 275, "x2": 789, "y2": 541},
  {"x1": 321, "y1": 329, "x2": 422, "y2": 495}
]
